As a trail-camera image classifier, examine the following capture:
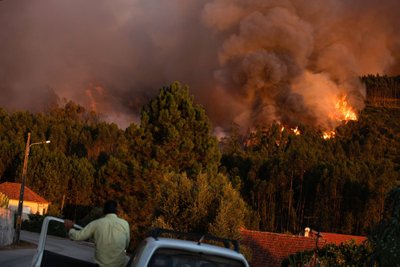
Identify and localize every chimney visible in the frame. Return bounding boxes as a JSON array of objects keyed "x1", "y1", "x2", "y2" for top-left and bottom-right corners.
[{"x1": 304, "y1": 227, "x2": 310, "y2": 237}]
